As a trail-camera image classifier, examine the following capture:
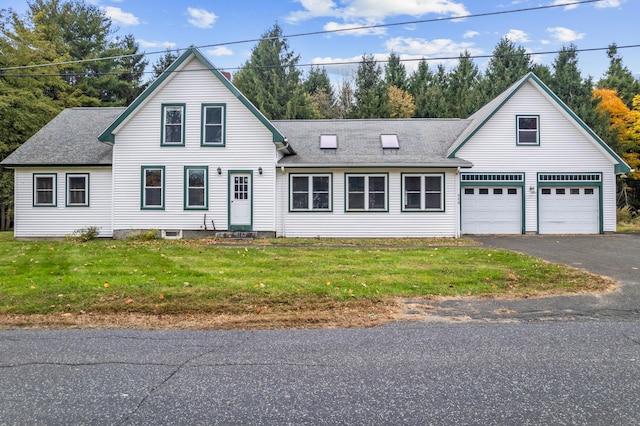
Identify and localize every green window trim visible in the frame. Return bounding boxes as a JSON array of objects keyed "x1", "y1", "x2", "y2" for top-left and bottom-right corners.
[
  {"x1": 184, "y1": 166, "x2": 209, "y2": 210},
  {"x1": 289, "y1": 173, "x2": 333, "y2": 212},
  {"x1": 65, "y1": 173, "x2": 90, "y2": 207},
  {"x1": 33, "y1": 173, "x2": 57, "y2": 207},
  {"x1": 401, "y1": 173, "x2": 445, "y2": 212},
  {"x1": 161, "y1": 104, "x2": 186, "y2": 146},
  {"x1": 201, "y1": 103, "x2": 226, "y2": 146},
  {"x1": 141, "y1": 166, "x2": 165, "y2": 210},
  {"x1": 344, "y1": 173, "x2": 389, "y2": 212},
  {"x1": 516, "y1": 115, "x2": 540, "y2": 146}
]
